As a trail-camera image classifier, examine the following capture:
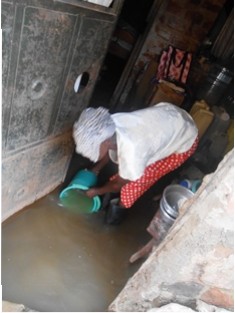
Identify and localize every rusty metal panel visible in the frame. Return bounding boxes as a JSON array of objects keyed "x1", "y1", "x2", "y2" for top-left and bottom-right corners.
[
  {"x1": 2, "y1": 132, "x2": 74, "y2": 221},
  {"x1": 5, "y1": 6, "x2": 78, "y2": 151},
  {"x1": 53, "y1": 17, "x2": 114, "y2": 134},
  {"x1": 3, "y1": 0, "x2": 118, "y2": 153},
  {"x1": 2, "y1": 1, "x2": 14, "y2": 149},
  {"x1": 1, "y1": 0, "x2": 121, "y2": 220}
]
